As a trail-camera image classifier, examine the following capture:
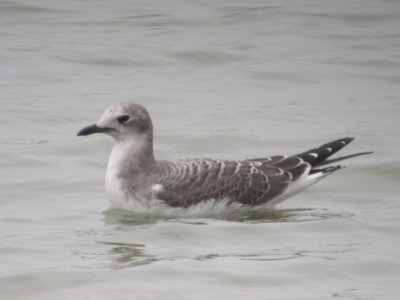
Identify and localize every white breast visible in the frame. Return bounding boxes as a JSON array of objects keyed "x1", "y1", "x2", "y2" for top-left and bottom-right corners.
[
  {"x1": 105, "y1": 143, "x2": 129, "y2": 209},
  {"x1": 105, "y1": 143, "x2": 155, "y2": 211}
]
